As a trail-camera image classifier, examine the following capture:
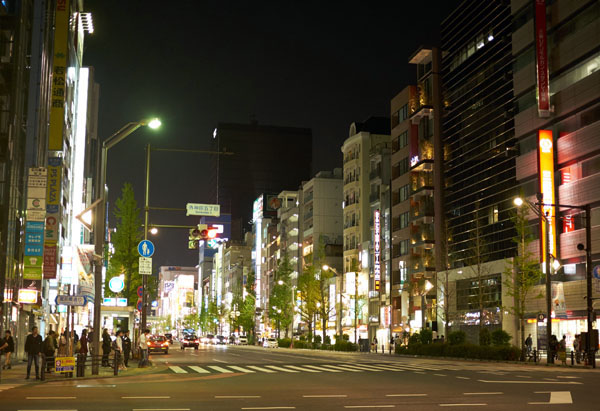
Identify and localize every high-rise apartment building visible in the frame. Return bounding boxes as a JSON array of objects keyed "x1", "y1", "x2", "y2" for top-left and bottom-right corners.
[
  {"x1": 212, "y1": 122, "x2": 312, "y2": 241},
  {"x1": 341, "y1": 117, "x2": 390, "y2": 342}
]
